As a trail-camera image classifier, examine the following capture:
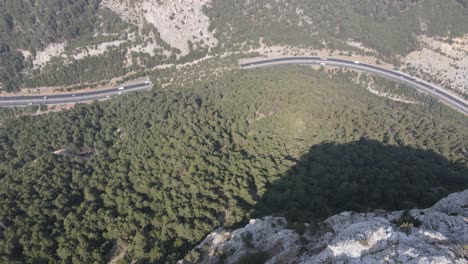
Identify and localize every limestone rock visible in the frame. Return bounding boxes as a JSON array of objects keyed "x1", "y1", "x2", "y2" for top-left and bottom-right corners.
[{"x1": 180, "y1": 190, "x2": 468, "y2": 264}]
